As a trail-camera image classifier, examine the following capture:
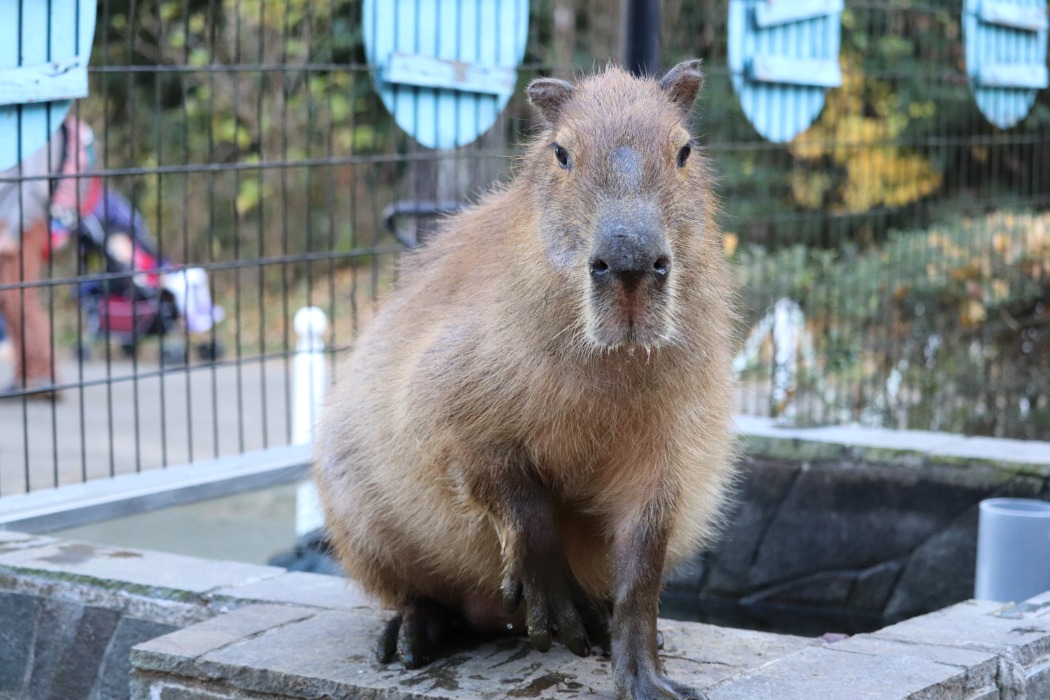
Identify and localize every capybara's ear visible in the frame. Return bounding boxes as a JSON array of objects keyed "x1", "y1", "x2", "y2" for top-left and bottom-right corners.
[
  {"x1": 527, "y1": 78, "x2": 575, "y2": 123},
  {"x1": 659, "y1": 59, "x2": 704, "y2": 117}
]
